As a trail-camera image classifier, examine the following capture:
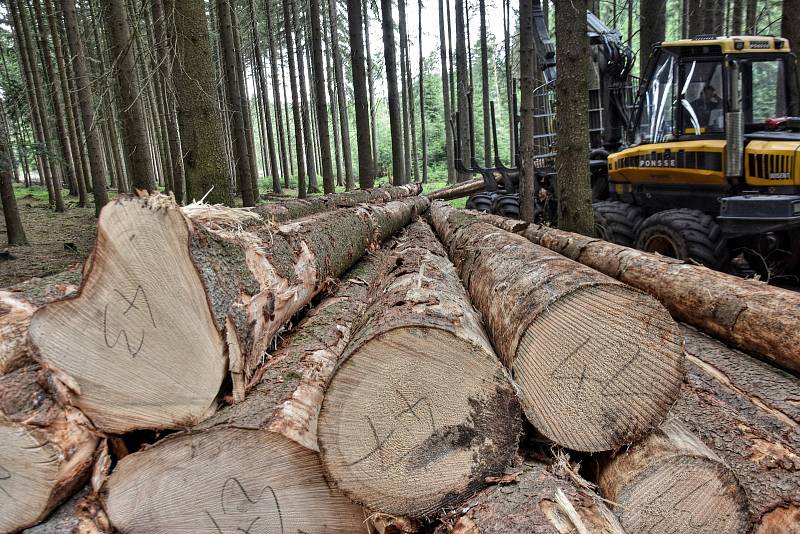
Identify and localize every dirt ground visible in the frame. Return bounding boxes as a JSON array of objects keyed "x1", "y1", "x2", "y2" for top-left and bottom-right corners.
[{"x1": 0, "y1": 193, "x2": 96, "y2": 288}]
